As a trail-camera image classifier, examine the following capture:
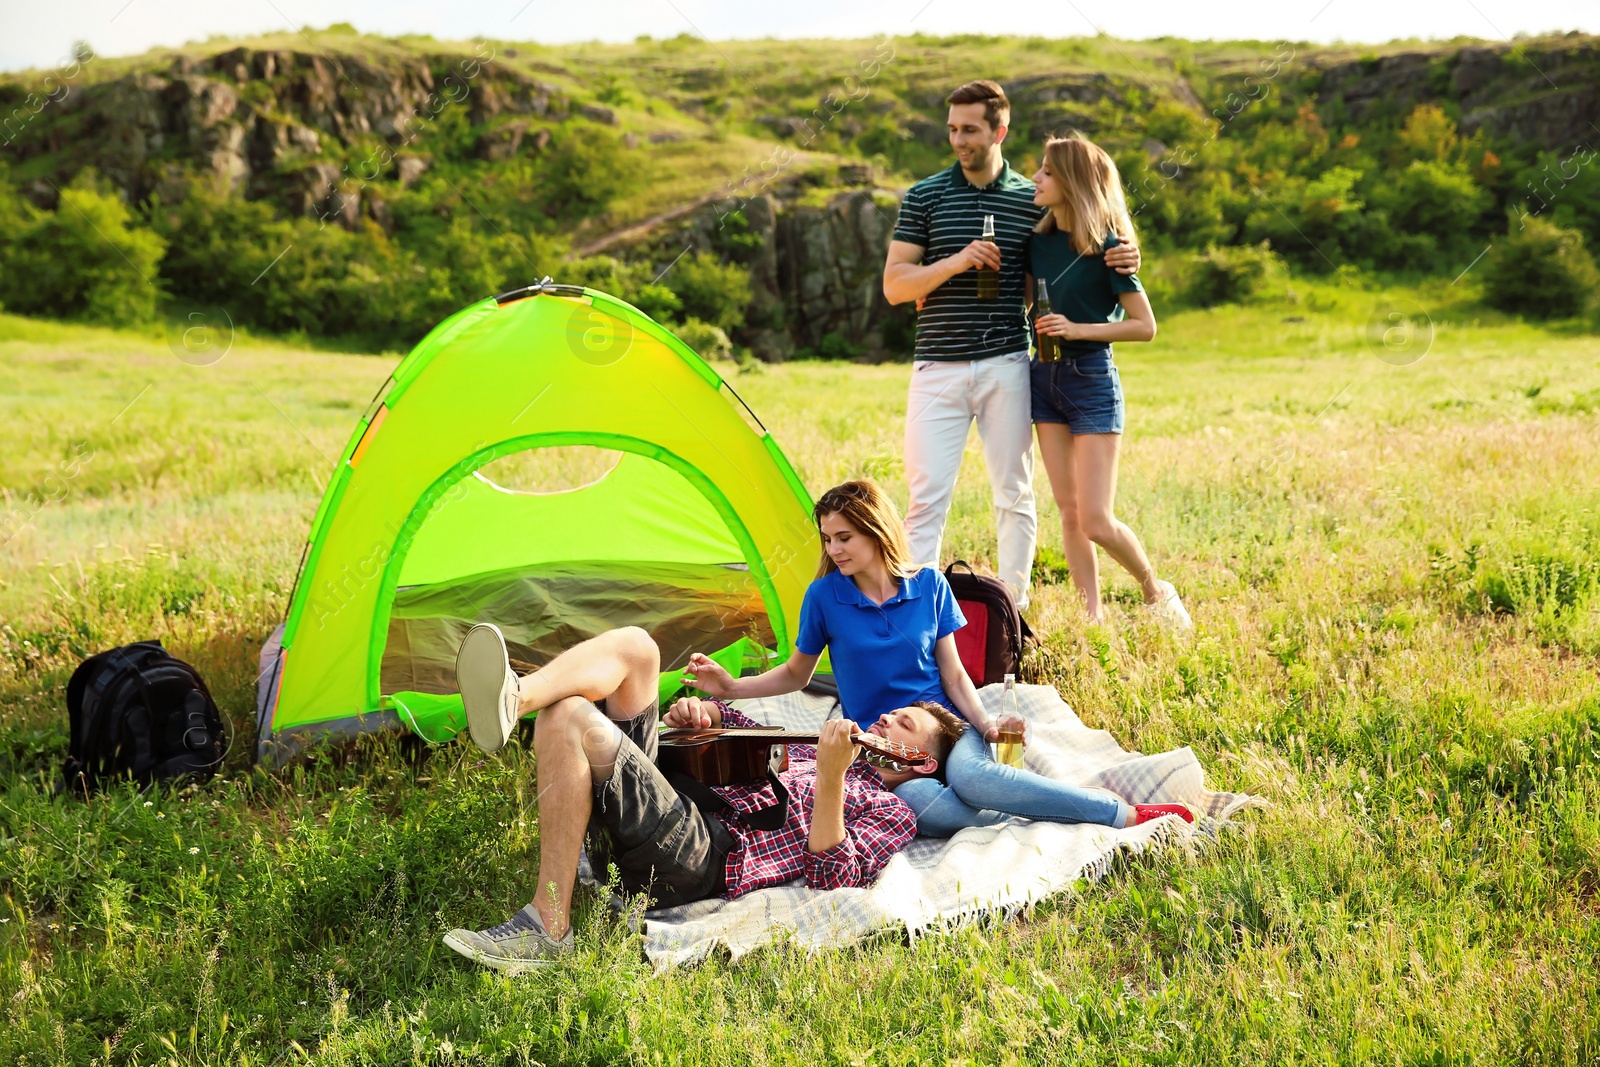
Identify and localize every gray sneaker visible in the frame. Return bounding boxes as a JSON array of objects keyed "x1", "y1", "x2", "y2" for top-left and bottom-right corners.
[
  {"x1": 442, "y1": 904, "x2": 575, "y2": 974},
  {"x1": 456, "y1": 623, "x2": 521, "y2": 753}
]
